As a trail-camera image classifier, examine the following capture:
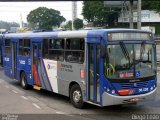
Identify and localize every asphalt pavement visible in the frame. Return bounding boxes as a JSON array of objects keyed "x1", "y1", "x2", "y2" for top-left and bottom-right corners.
[{"x1": 0, "y1": 67, "x2": 160, "y2": 120}]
